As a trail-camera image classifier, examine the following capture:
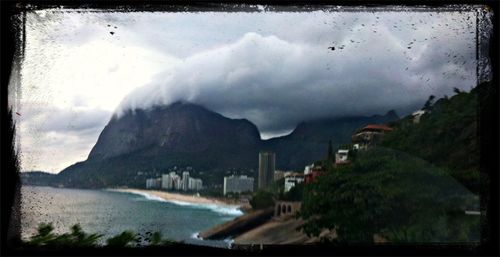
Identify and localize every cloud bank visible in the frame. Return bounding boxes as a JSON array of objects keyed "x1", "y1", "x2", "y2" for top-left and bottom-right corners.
[{"x1": 117, "y1": 27, "x2": 475, "y2": 134}]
